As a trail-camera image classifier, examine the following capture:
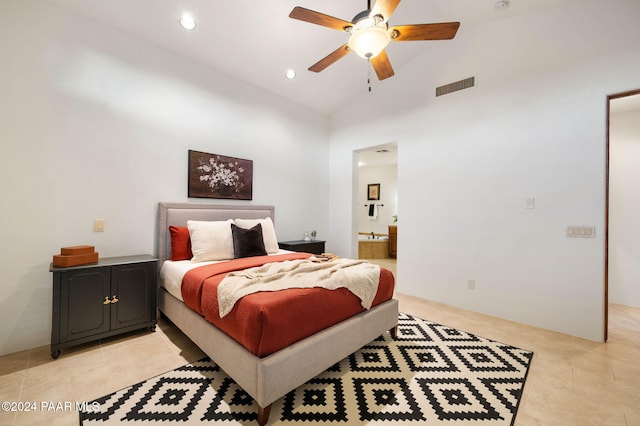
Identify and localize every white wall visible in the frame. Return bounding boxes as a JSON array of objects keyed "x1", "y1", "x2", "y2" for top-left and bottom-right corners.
[
  {"x1": 328, "y1": 0, "x2": 640, "y2": 341},
  {"x1": 3, "y1": 0, "x2": 638, "y2": 356},
  {"x1": 0, "y1": 1, "x2": 329, "y2": 355},
  {"x1": 358, "y1": 164, "x2": 398, "y2": 235},
  {"x1": 609, "y1": 103, "x2": 640, "y2": 307}
]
